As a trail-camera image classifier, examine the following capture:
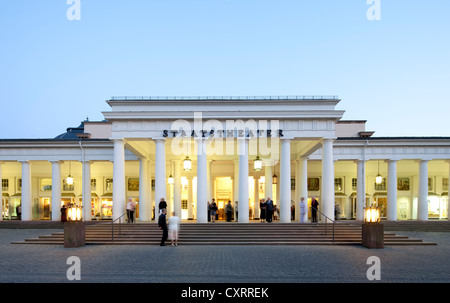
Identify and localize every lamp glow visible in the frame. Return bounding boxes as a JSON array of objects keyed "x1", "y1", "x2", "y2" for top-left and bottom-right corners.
[
  {"x1": 168, "y1": 174, "x2": 174, "y2": 185},
  {"x1": 183, "y1": 156, "x2": 192, "y2": 172},
  {"x1": 364, "y1": 205, "x2": 381, "y2": 223},
  {"x1": 375, "y1": 174, "x2": 382, "y2": 185},
  {"x1": 254, "y1": 156, "x2": 262, "y2": 171},
  {"x1": 67, "y1": 204, "x2": 83, "y2": 222}
]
